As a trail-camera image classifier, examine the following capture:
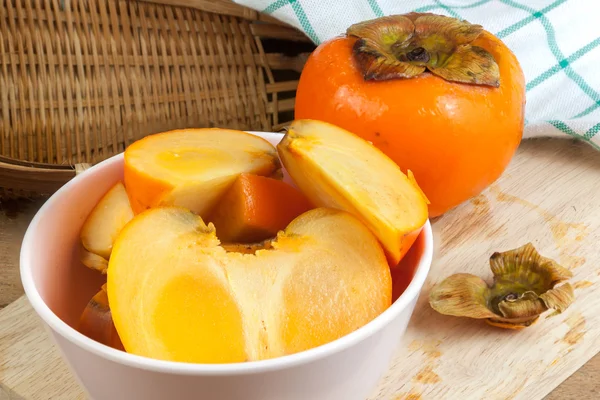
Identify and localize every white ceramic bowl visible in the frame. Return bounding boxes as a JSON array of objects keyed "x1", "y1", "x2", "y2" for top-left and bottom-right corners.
[{"x1": 20, "y1": 132, "x2": 433, "y2": 400}]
